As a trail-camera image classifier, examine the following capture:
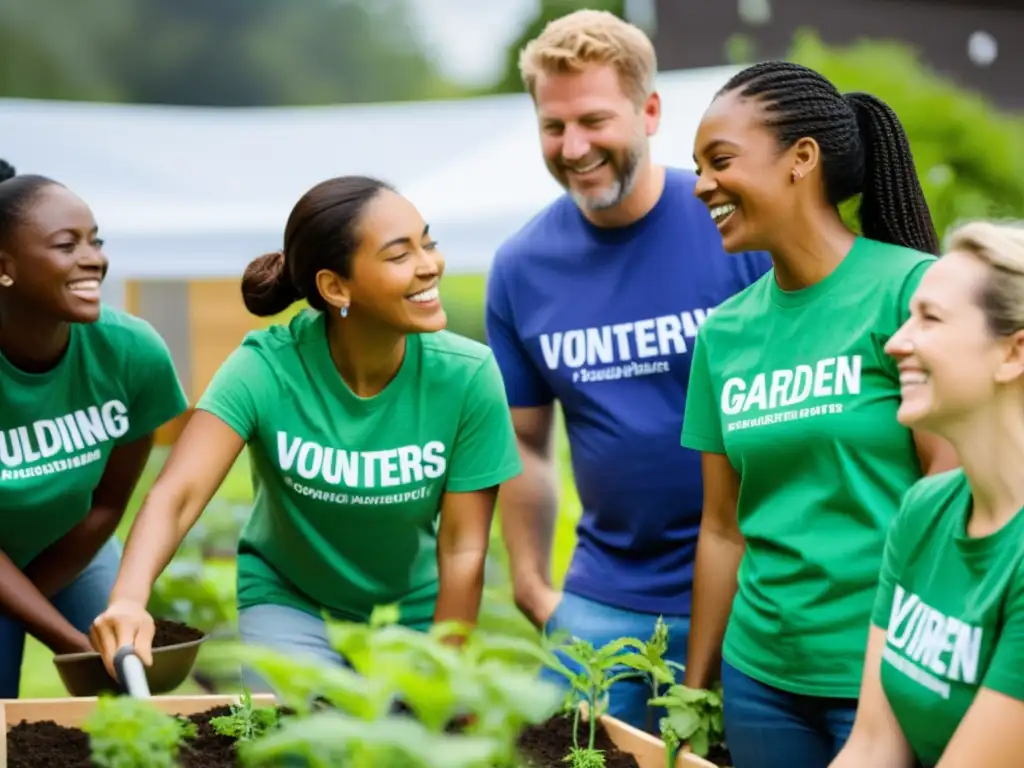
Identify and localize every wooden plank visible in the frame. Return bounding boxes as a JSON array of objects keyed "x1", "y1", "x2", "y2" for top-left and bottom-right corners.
[
  {"x1": 187, "y1": 279, "x2": 259, "y2": 401},
  {"x1": 600, "y1": 713, "x2": 718, "y2": 768},
  {"x1": 3, "y1": 693, "x2": 276, "y2": 729}
]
